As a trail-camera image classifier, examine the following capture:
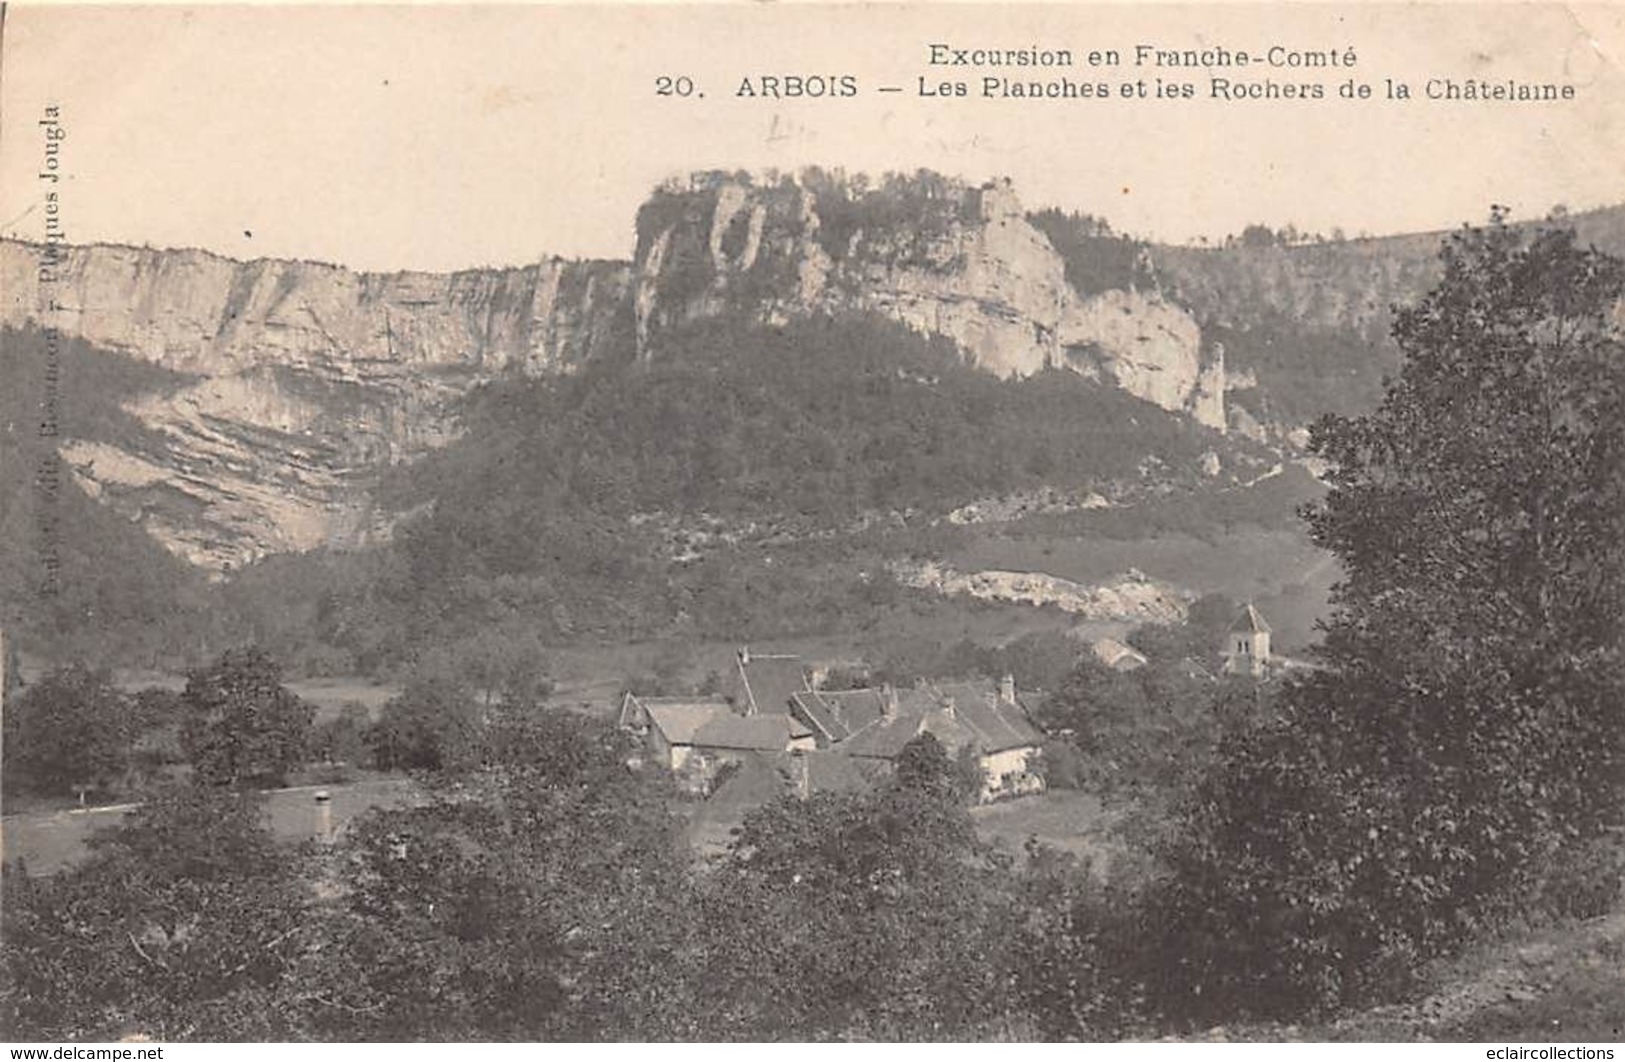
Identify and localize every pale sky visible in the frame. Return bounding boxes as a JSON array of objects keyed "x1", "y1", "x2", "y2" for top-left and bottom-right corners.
[{"x1": 2, "y1": 3, "x2": 1622, "y2": 272}]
